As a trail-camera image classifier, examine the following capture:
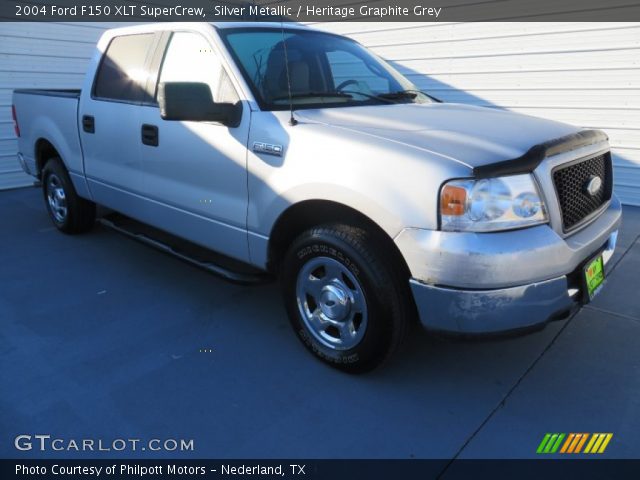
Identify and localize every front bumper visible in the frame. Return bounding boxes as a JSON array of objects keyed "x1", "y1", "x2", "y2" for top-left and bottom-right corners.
[{"x1": 400, "y1": 196, "x2": 621, "y2": 333}]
